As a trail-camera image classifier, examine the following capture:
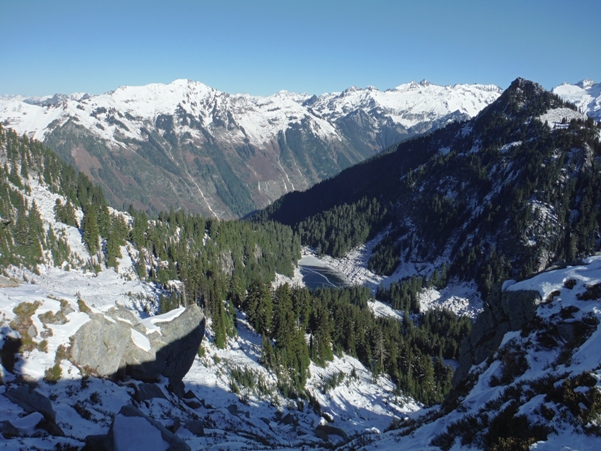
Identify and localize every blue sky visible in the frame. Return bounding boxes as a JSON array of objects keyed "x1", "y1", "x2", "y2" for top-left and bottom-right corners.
[{"x1": 2, "y1": 0, "x2": 600, "y2": 96}]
